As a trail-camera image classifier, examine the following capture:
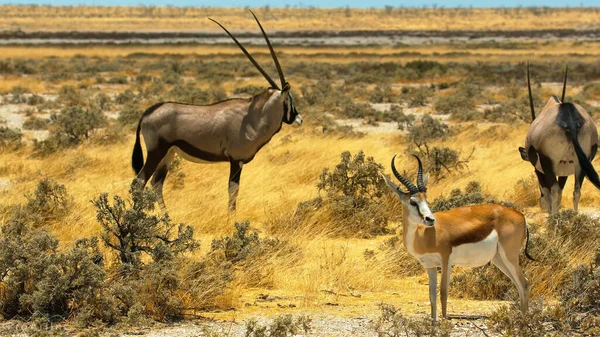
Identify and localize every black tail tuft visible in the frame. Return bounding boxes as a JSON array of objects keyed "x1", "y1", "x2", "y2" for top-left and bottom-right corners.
[
  {"x1": 524, "y1": 225, "x2": 536, "y2": 261},
  {"x1": 570, "y1": 128, "x2": 600, "y2": 189},
  {"x1": 132, "y1": 120, "x2": 144, "y2": 175}
]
